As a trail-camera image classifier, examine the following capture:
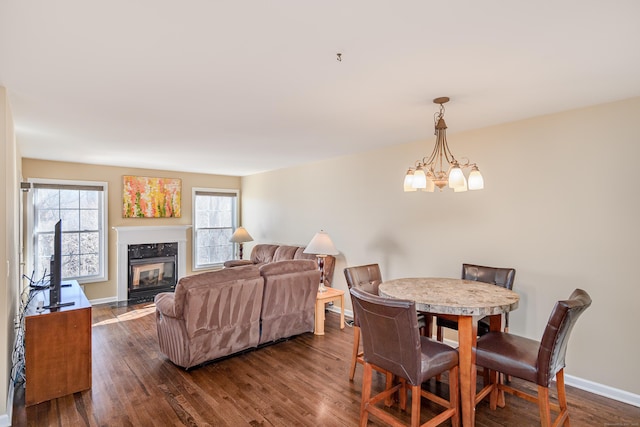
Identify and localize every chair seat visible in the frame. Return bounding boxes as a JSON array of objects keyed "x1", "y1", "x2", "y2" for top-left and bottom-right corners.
[
  {"x1": 419, "y1": 336, "x2": 459, "y2": 381},
  {"x1": 475, "y1": 331, "x2": 539, "y2": 384}
]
